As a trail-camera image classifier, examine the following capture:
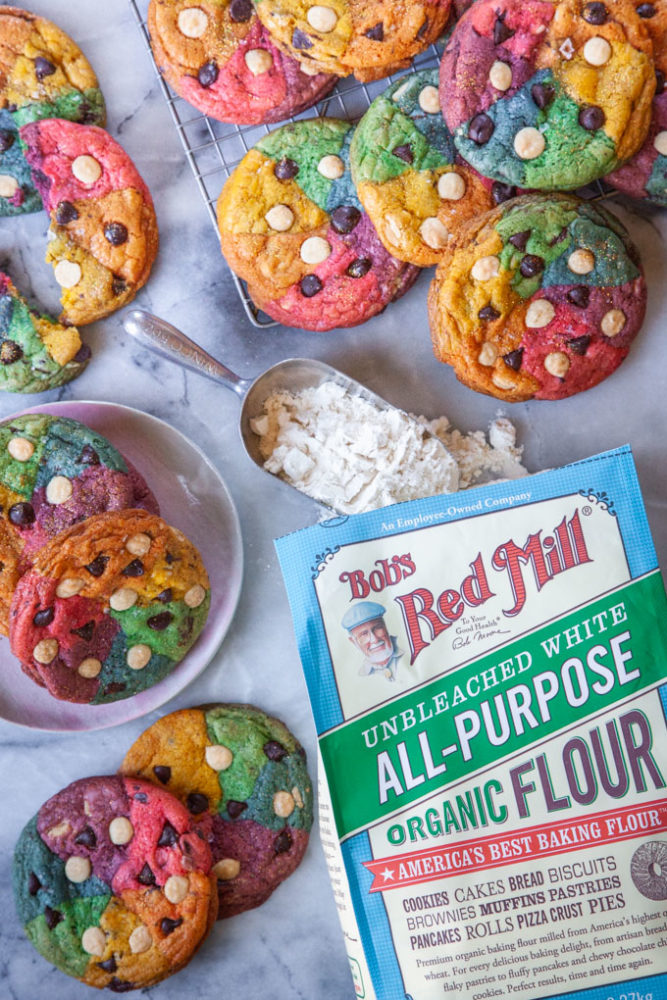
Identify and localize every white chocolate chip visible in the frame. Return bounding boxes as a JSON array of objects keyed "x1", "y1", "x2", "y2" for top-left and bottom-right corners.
[
  {"x1": 653, "y1": 131, "x2": 667, "y2": 156},
  {"x1": 306, "y1": 5, "x2": 338, "y2": 32},
  {"x1": 56, "y1": 577, "x2": 85, "y2": 599},
  {"x1": 81, "y1": 927, "x2": 106, "y2": 957},
  {"x1": 129, "y1": 924, "x2": 152, "y2": 954},
  {"x1": 265, "y1": 204, "x2": 294, "y2": 231},
  {"x1": 525, "y1": 298, "x2": 555, "y2": 328},
  {"x1": 478, "y1": 342, "x2": 499, "y2": 366},
  {"x1": 54, "y1": 260, "x2": 82, "y2": 289},
  {"x1": 126, "y1": 533, "x2": 152, "y2": 556},
  {"x1": 419, "y1": 216, "x2": 449, "y2": 250},
  {"x1": 184, "y1": 584, "x2": 206, "y2": 608},
  {"x1": 127, "y1": 644, "x2": 151, "y2": 670},
  {"x1": 213, "y1": 858, "x2": 241, "y2": 880},
  {"x1": 418, "y1": 85, "x2": 441, "y2": 114},
  {"x1": 391, "y1": 81, "x2": 411, "y2": 102},
  {"x1": 33, "y1": 638, "x2": 59, "y2": 664},
  {"x1": 437, "y1": 172, "x2": 466, "y2": 201},
  {"x1": 514, "y1": 127, "x2": 545, "y2": 160},
  {"x1": 47, "y1": 821, "x2": 71, "y2": 838},
  {"x1": 471, "y1": 255, "x2": 500, "y2": 282},
  {"x1": 109, "y1": 816, "x2": 134, "y2": 845},
  {"x1": 177, "y1": 7, "x2": 208, "y2": 37},
  {"x1": 544, "y1": 351, "x2": 570, "y2": 378},
  {"x1": 492, "y1": 371, "x2": 517, "y2": 390},
  {"x1": 0, "y1": 174, "x2": 19, "y2": 198},
  {"x1": 300, "y1": 235, "x2": 331, "y2": 265},
  {"x1": 65, "y1": 856, "x2": 92, "y2": 883},
  {"x1": 46, "y1": 475, "x2": 73, "y2": 505},
  {"x1": 78, "y1": 657, "x2": 102, "y2": 678},
  {"x1": 292, "y1": 785, "x2": 304, "y2": 809},
  {"x1": 385, "y1": 214, "x2": 403, "y2": 243},
  {"x1": 317, "y1": 154, "x2": 344, "y2": 179},
  {"x1": 568, "y1": 249, "x2": 595, "y2": 275},
  {"x1": 71, "y1": 154, "x2": 102, "y2": 185},
  {"x1": 299, "y1": 61, "x2": 322, "y2": 76},
  {"x1": 559, "y1": 37, "x2": 575, "y2": 60},
  {"x1": 601, "y1": 308, "x2": 626, "y2": 337},
  {"x1": 164, "y1": 875, "x2": 189, "y2": 904},
  {"x1": 273, "y1": 790, "x2": 296, "y2": 818},
  {"x1": 109, "y1": 588, "x2": 138, "y2": 612},
  {"x1": 244, "y1": 48, "x2": 273, "y2": 75},
  {"x1": 8, "y1": 437, "x2": 35, "y2": 462},
  {"x1": 83, "y1": 799, "x2": 92, "y2": 816},
  {"x1": 489, "y1": 60, "x2": 512, "y2": 91},
  {"x1": 205, "y1": 744, "x2": 233, "y2": 771},
  {"x1": 583, "y1": 37, "x2": 612, "y2": 67}
]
